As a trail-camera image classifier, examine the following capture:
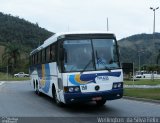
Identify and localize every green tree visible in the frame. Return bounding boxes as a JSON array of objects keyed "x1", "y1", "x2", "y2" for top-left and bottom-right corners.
[{"x1": 2, "y1": 43, "x2": 21, "y2": 74}]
